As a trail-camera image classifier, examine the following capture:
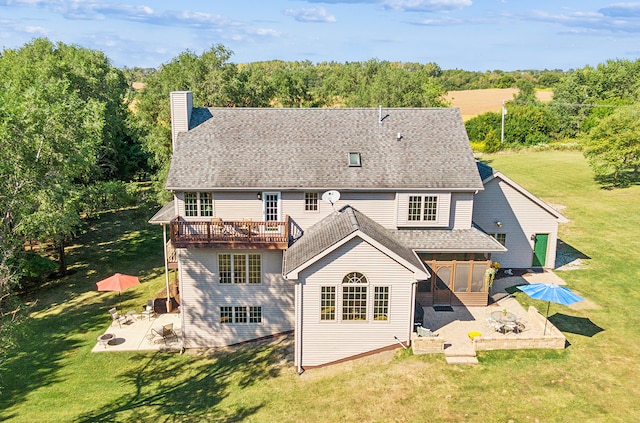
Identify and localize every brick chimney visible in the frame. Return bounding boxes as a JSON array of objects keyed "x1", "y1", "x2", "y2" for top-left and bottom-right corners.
[{"x1": 170, "y1": 91, "x2": 193, "y2": 151}]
